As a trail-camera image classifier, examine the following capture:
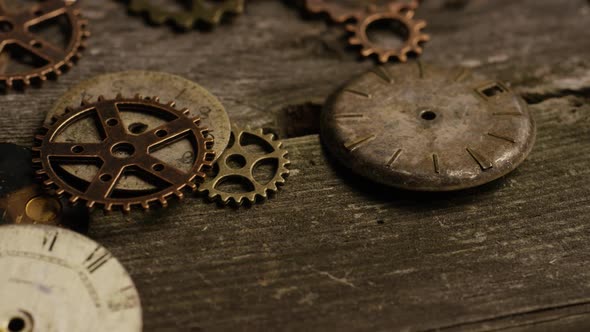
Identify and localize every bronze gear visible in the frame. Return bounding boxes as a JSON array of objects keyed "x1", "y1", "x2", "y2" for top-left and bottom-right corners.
[
  {"x1": 304, "y1": 0, "x2": 420, "y2": 23},
  {"x1": 0, "y1": 0, "x2": 89, "y2": 88},
  {"x1": 128, "y1": 0, "x2": 245, "y2": 29},
  {"x1": 32, "y1": 95, "x2": 215, "y2": 213},
  {"x1": 198, "y1": 126, "x2": 289, "y2": 206},
  {"x1": 346, "y1": 2, "x2": 429, "y2": 63}
]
